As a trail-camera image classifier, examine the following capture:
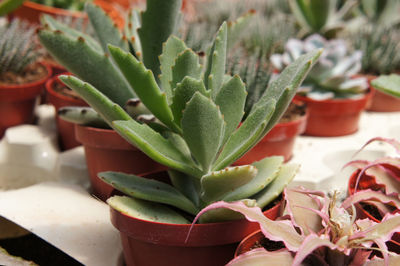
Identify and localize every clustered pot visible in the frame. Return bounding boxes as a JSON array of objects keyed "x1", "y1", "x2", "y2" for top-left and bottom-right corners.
[
  {"x1": 235, "y1": 102, "x2": 308, "y2": 164},
  {"x1": 46, "y1": 73, "x2": 87, "y2": 150},
  {"x1": 0, "y1": 62, "x2": 52, "y2": 139},
  {"x1": 294, "y1": 91, "x2": 372, "y2": 137},
  {"x1": 75, "y1": 124, "x2": 167, "y2": 201},
  {"x1": 110, "y1": 197, "x2": 282, "y2": 266}
]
